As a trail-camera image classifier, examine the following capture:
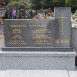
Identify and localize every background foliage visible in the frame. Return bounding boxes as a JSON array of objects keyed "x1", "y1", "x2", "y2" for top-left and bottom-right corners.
[
  {"x1": 6, "y1": 0, "x2": 77, "y2": 12},
  {"x1": 7, "y1": 0, "x2": 29, "y2": 8},
  {"x1": 29, "y1": 0, "x2": 77, "y2": 11}
]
